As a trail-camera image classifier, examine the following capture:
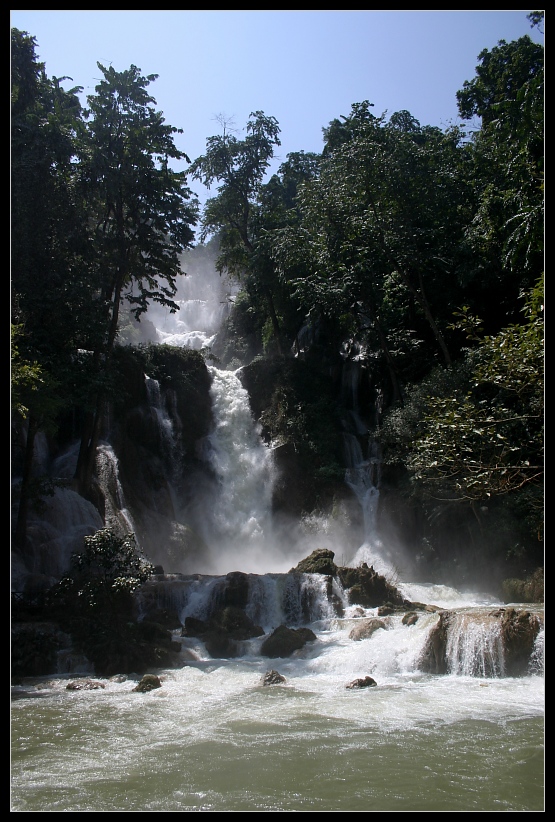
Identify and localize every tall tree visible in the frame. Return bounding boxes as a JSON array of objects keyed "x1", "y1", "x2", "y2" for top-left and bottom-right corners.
[
  {"x1": 11, "y1": 28, "x2": 88, "y2": 551},
  {"x1": 456, "y1": 33, "x2": 543, "y2": 323},
  {"x1": 190, "y1": 112, "x2": 284, "y2": 351},
  {"x1": 272, "y1": 105, "x2": 473, "y2": 401},
  {"x1": 73, "y1": 63, "x2": 198, "y2": 494}
]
